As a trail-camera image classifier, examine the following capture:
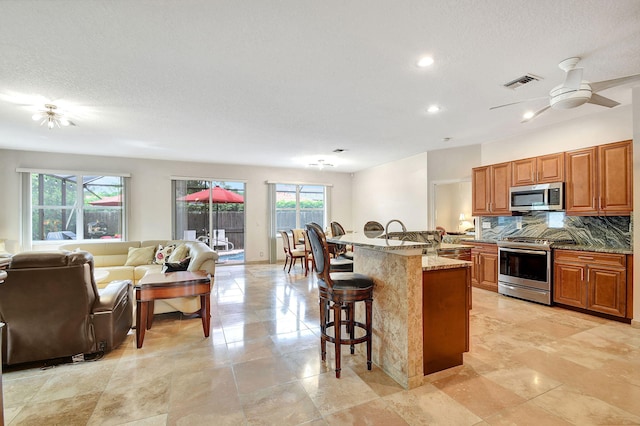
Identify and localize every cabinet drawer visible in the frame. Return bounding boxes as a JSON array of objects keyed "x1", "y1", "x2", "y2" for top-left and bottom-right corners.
[{"x1": 554, "y1": 250, "x2": 626, "y2": 267}]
